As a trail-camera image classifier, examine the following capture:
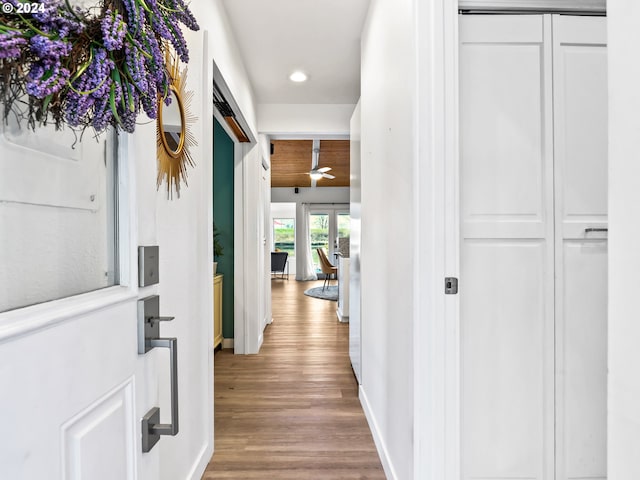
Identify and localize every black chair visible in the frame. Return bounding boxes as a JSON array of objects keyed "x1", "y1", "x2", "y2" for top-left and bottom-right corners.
[{"x1": 271, "y1": 252, "x2": 289, "y2": 279}]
